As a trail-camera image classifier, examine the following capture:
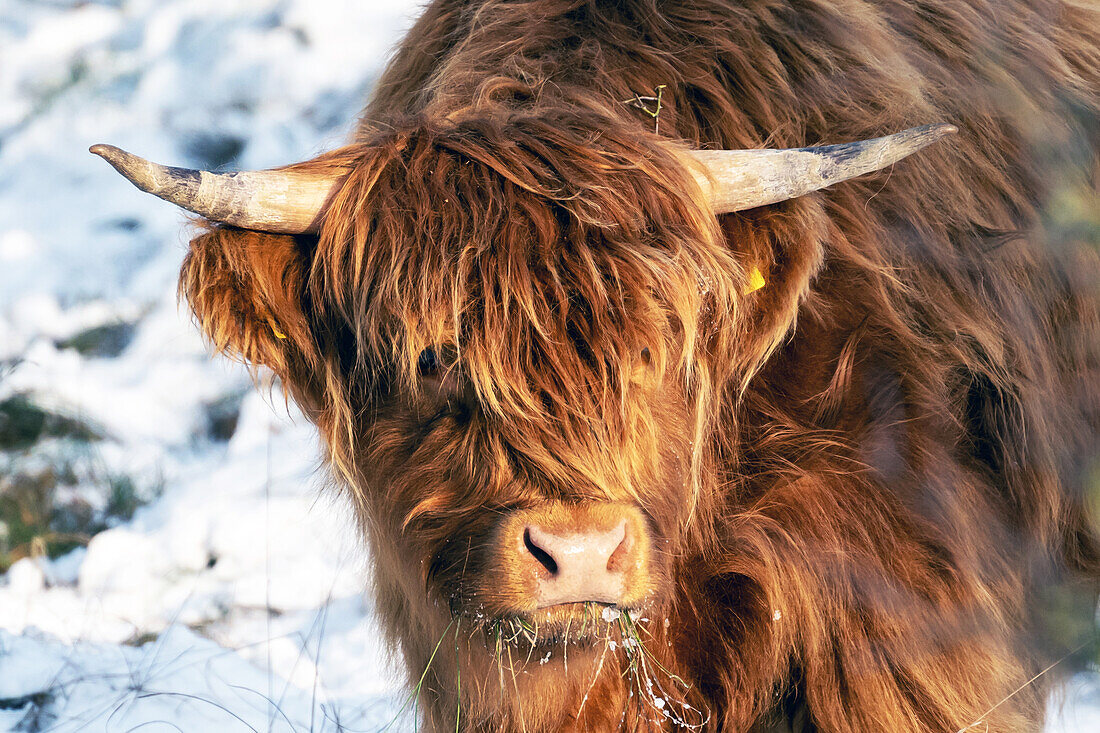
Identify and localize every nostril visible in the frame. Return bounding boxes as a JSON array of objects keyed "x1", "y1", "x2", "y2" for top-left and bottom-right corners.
[
  {"x1": 519, "y1": 517, "x2": 640, "y2": 608},
  {"x1": 606, "y1": 525, "x2": 632, "y2": 573},
  {"x1": 523, "y1": 527, "x2": 559, "y2": 576}
]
